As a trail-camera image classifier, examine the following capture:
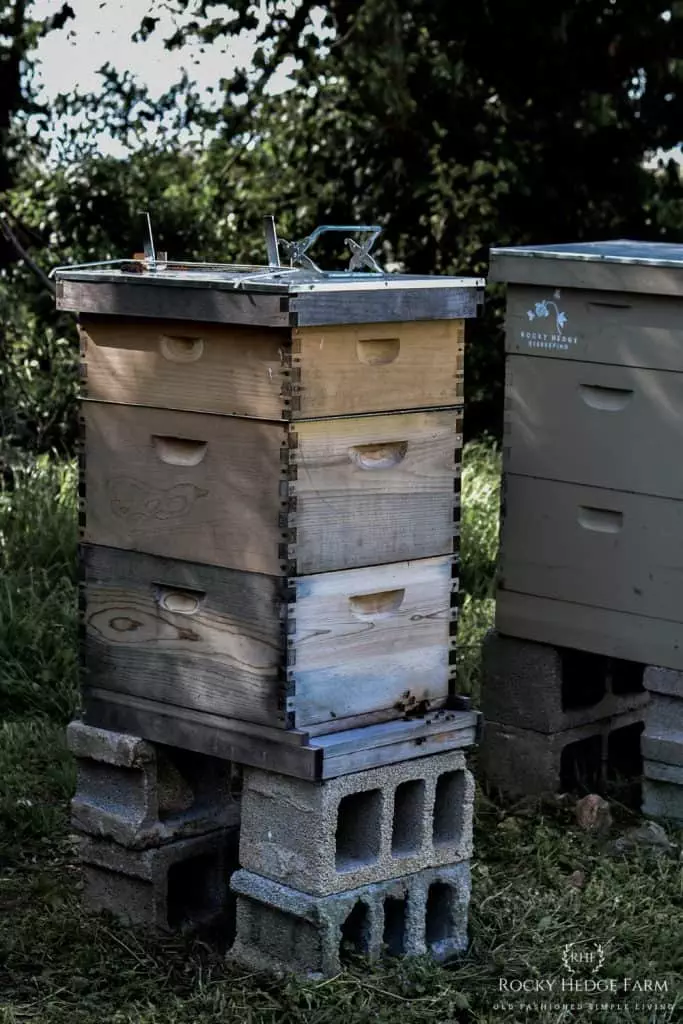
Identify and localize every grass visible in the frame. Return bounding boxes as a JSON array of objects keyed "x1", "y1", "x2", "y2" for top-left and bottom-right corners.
[{"x1": 0, "y1": 442, "x2": 681, "y2": 1024}]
